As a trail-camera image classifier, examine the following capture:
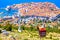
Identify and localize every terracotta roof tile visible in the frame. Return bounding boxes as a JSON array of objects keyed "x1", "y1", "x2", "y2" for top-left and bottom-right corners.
[{"x1": 11, "y1": 2, "x2": 60, "y2": 17}]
